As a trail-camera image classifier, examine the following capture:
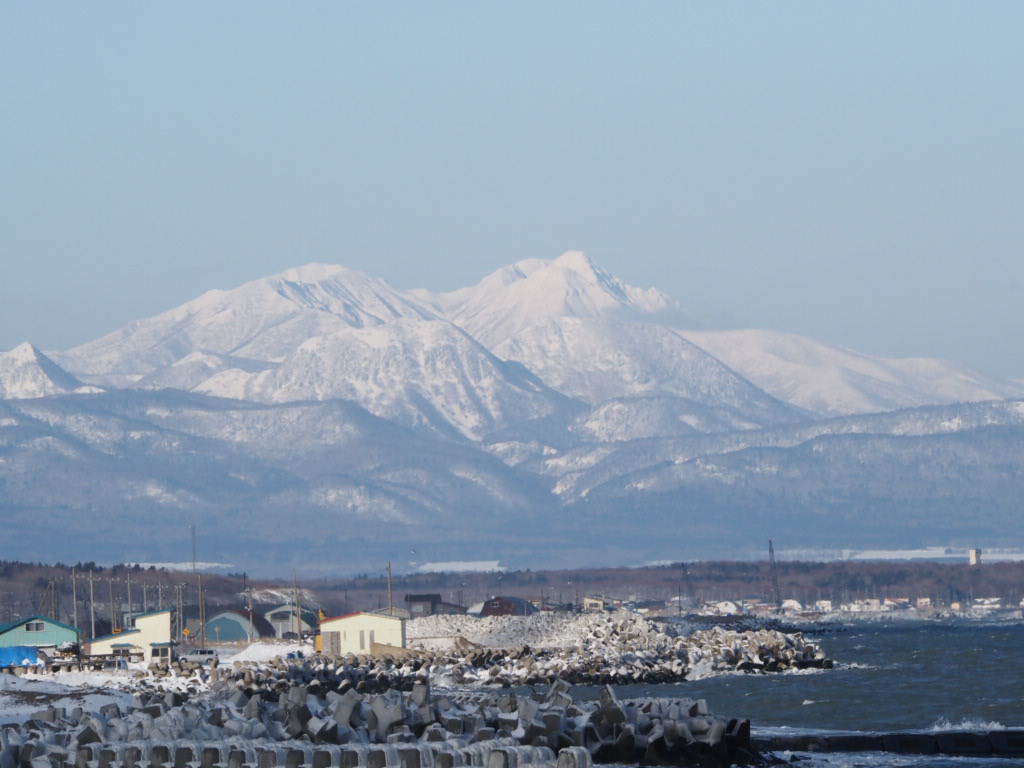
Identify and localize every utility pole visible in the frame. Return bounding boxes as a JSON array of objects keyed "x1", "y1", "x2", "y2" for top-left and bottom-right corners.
[
  {"x1": 126, "y1": 570, "x2": 132, "y2": 626},
  {"x1": 387, "y1": 562, "x2": 393, "y2": 616},
  {"x1": 292, "y1": 571, "x2": 302, "y2": 638},
  {"x1": 246, "y1": 588, "x2": 254, "y2": 645},
  {"x1": 177, "y1": 585, "x2": 184, "y2": 639},
  {"x1": 88, "y1": 575, "x2": 96, "y2": 639},
  {"x1": 108, "y1": 578, "x2": 116, "y2": 631},
  {"x1": 198, "y1": 572, "x2": 206, "y2": 649},
  {"x1": 72, "y1": 568, "x2": 78, "y2": 630}
]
